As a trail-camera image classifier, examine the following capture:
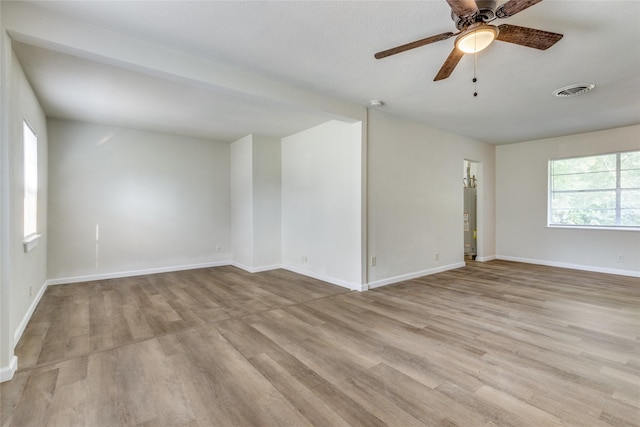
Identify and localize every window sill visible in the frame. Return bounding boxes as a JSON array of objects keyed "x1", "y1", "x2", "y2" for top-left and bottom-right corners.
[
  {"x1": 23, "y1": 234, "x2": 41, "y2": 253},
  {"x1": 547, "y1": 225, "x2": 640, "y2": 232}
]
